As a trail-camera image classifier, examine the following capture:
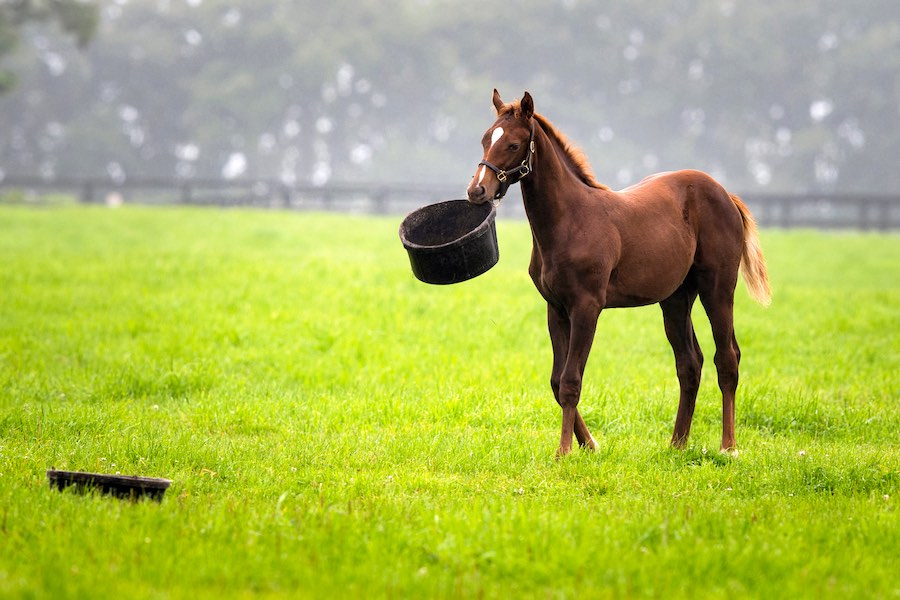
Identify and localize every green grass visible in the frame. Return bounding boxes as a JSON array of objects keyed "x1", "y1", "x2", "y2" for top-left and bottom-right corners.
[{"x1": 1, "y1": 205, "x2": 898, "y2": 598}]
